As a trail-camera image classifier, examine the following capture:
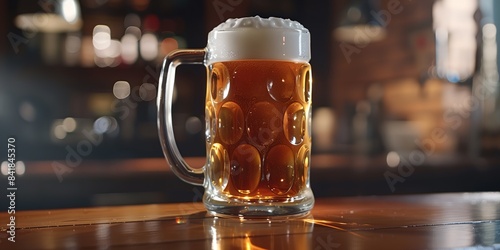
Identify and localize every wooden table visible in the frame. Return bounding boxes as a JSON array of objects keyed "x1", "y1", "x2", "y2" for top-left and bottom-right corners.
[{"x1": 1, "y1": 192, "x2": 499, "y2": 249}]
